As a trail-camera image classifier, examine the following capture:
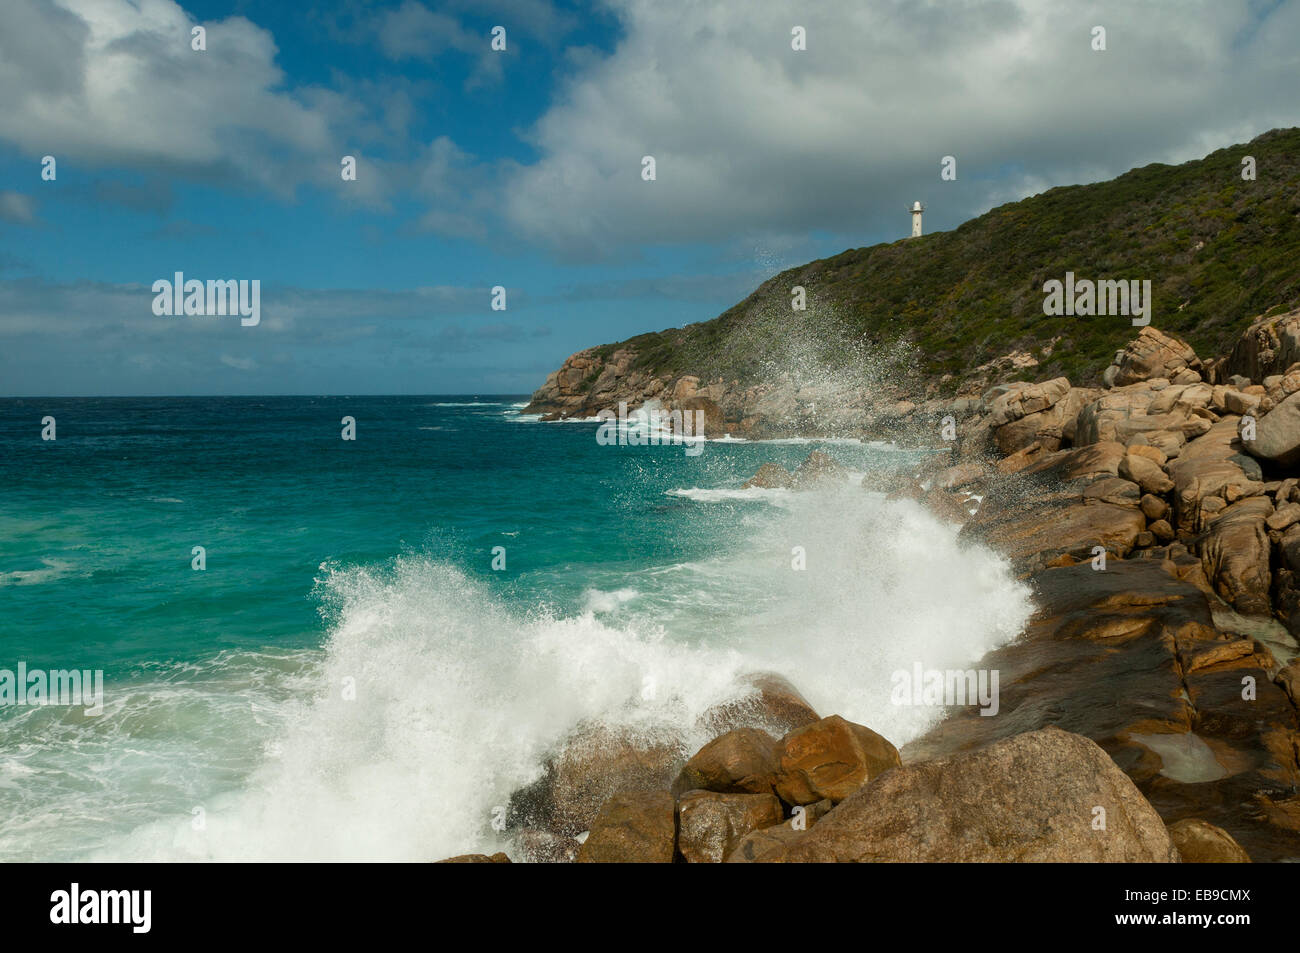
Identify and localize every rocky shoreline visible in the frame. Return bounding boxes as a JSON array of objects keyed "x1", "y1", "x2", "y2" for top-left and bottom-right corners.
[{"x1": 444, "y1": 307, "x2": 1300, "y2": 863}]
